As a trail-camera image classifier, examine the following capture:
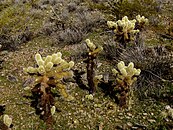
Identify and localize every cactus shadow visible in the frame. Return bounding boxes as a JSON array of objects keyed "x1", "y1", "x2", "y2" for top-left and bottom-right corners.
[
  {"x1": 23, "y1": 83, "x2": 61, "y2": 118},
  {"x1": 73, "y1": 69, "x2": 89, "y2": 91},
  {"x1": 99, "y1": 81, "x2": 119, "y2": 104}
]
